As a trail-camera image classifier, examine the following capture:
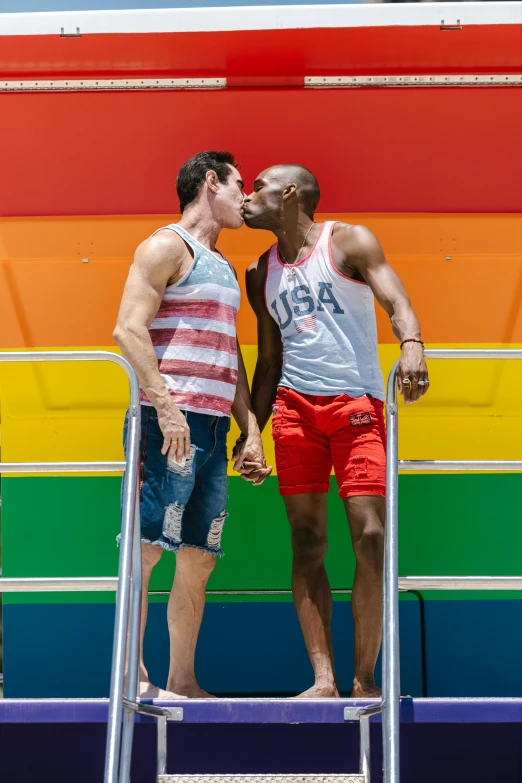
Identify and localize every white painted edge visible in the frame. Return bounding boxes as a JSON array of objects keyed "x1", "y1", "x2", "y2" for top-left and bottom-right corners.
[
  {"x1": 0, "y1": 78, "x2": 227, "y2": 91},
  {"x1": 2, "y1": 75, "x2": 521, "y2": 92},
  {"x1": 0, "y1": 3, "x2": 521, "y2": 37},
  {"x1": 305, "y1": 74, "x2": 522, "y2": 87}
]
